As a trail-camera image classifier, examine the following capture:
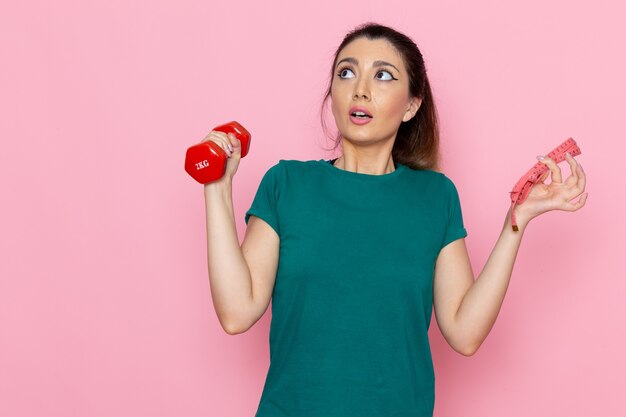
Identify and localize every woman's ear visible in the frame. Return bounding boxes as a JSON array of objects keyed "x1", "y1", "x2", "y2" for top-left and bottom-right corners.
[{"x1": 402, "y1": 97, "x2": 422, "y2": 122}]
